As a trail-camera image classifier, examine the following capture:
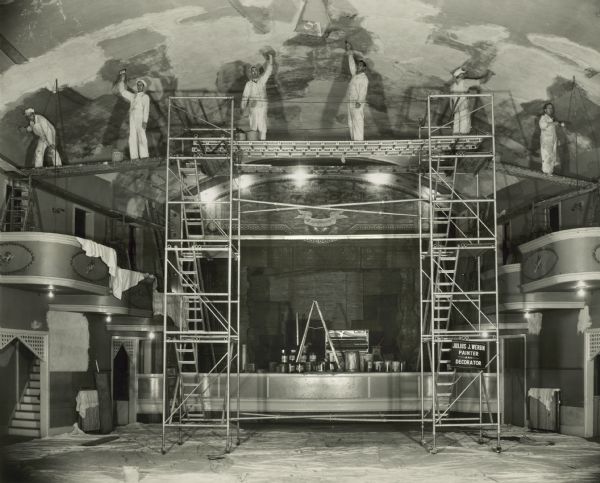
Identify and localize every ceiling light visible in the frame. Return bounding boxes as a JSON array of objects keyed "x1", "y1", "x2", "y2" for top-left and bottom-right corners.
[
  {"x1": 524, "y1": 312, "x2": 530, "y2": 319},
  {"x1": 481, "y1": 331, "x2": 489, "y2": 338},
  {"x1": 149, "y1": 331, "x2": 156, "y2": 340},
  {"x1": 200, "y1": 187, "x2": 219, "y2": 202},
  {"x1": 366, "y1": 172, "x2": 390, "y2": 186},
  {"x1": 47, "y1": 290, "x2": 54, "y2": 299},
  {"x1": 577, "y1": 288, "x2": 586, "y2": 297},
  {"x1": 576, "y1": 281, "x2": 587, "y2": 288},
  {"x1": 238, "y1": 175, "x2": 253, "y2": 190},
  {"x1": 106, "y1": 314, "x2": 112, "y2": 322},
  {"x1": 292, "y1": 168, "x2": 309, "y2": 186}
]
